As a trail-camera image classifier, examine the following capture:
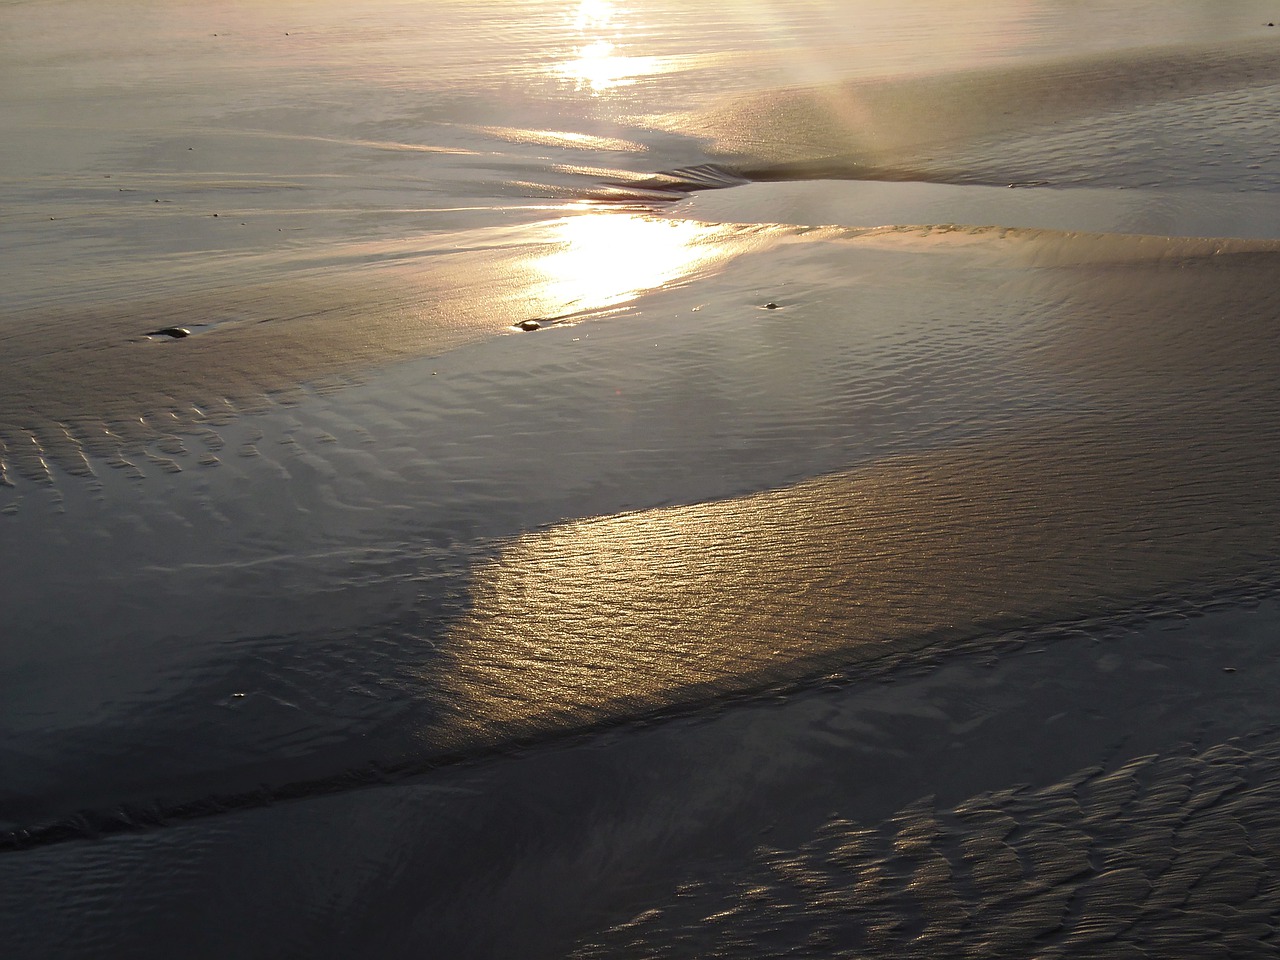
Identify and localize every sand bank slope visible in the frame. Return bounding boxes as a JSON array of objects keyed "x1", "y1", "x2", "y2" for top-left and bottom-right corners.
[{"x1": 691, "y1": 39, "x2": 1280, "y2": 178}]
